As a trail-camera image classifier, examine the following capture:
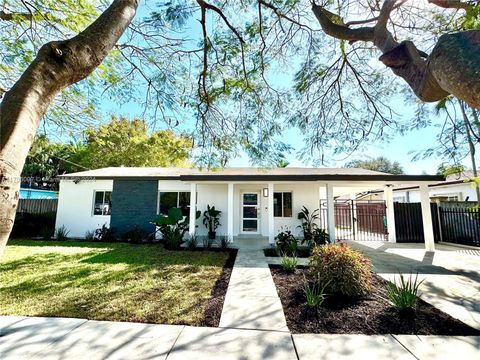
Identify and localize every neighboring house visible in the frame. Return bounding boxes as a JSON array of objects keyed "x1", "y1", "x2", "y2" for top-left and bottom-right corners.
[
  {"x1": 360, "y1": 170, "x2": 479, "y2": 203},
  {"x1": 54, "y1": 167, "x2": 443, "y2": 250}
]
